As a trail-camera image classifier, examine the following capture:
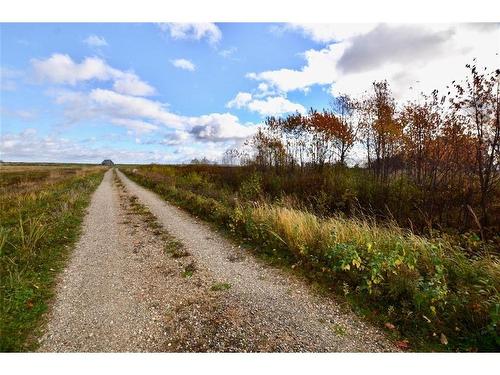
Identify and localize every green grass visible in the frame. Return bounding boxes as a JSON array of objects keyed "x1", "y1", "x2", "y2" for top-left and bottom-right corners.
[
  {"x1": 182, "y1": 261, "x2": 196, "y2": 278},
  {"x1": 0, "y1": 166, "x2": 105, "y2": 351},
  {"x1": 210, "y1": 282, "x2": 231, "y2": 291},
  {"x1": 122, "y1": 166, "x2": 500, "y2": 352}
]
